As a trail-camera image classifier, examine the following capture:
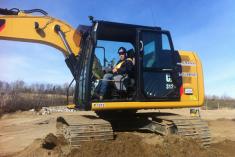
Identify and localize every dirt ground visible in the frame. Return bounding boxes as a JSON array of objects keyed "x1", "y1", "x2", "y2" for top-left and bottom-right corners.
[{"x1": 0, "y1": 108, "x2": 235, "y2": 157}]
